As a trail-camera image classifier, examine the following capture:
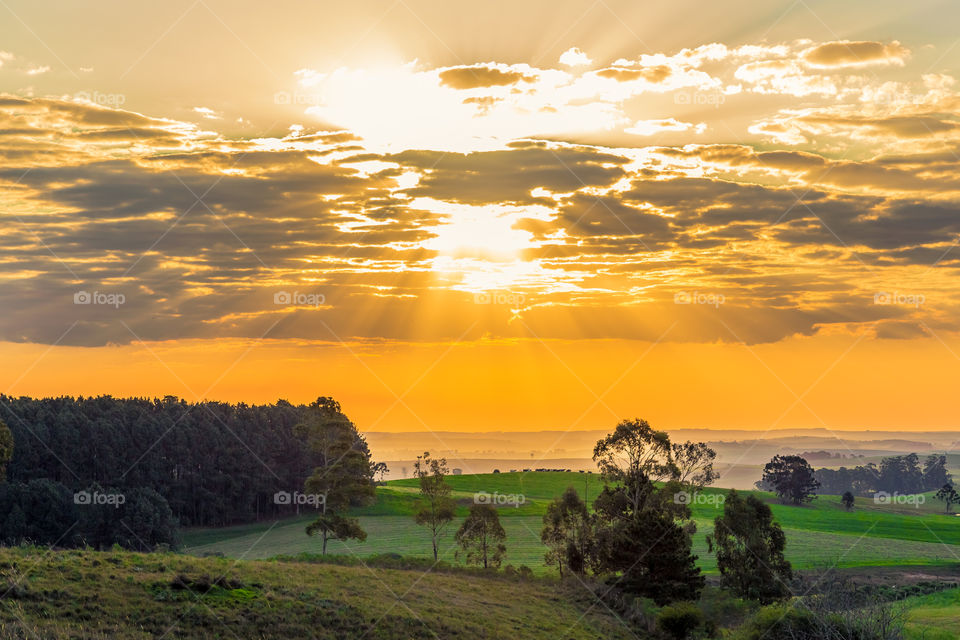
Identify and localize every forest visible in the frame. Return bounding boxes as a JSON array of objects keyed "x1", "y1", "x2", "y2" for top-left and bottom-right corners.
[{"x1": 0, "y1": 395, "x2": 380, "y2": 547}]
